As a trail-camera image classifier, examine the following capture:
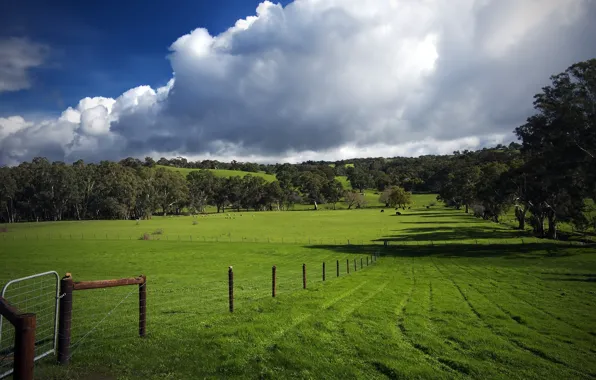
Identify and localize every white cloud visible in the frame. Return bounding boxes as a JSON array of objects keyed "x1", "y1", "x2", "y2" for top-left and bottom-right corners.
[
  {"x1": 0, "y1": 38, "x2": 49, "y2": 93},
  {"x1": 1, "y1": 0, "x2": 595, "y2": 165}
]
